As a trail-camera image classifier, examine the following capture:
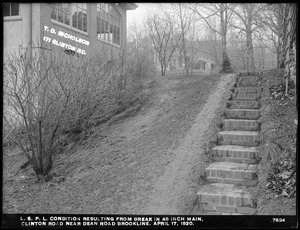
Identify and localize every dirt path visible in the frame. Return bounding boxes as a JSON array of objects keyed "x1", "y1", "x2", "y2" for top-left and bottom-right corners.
[
  {"x1": 143, "y1": 74, "x2": 234, "y2": 214},
  {"x1": 3, "y1": 73, "x2": 234, "y2": 214}
]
